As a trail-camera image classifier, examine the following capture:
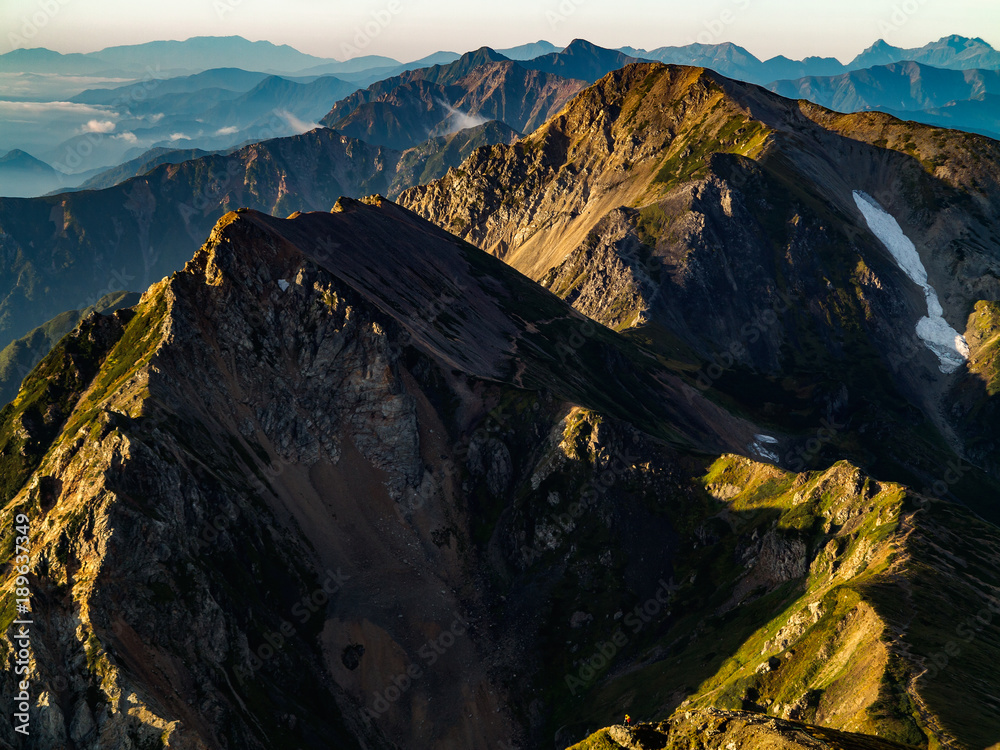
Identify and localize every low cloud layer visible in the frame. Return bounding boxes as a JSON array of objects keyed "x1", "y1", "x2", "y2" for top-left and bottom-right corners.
[
  {"x1": 275, "y1": 109, "x2": 320, "y2": 135},
  {"x1": 435, "y1": 99, "x2": 489, "y2": 135}
]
